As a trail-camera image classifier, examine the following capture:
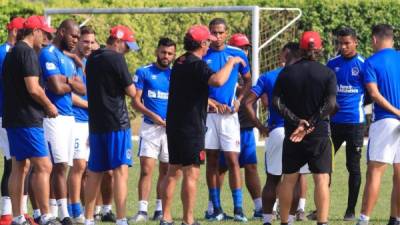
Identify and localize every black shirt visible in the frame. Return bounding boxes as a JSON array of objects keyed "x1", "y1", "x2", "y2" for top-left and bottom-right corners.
[
  {"x1": 166, "y1": 52, "x2": 214, "y2": 137},
  {"x1": 85, "y1": 48, "x2": 133, "y2": 133},
  {"x1": 238, "y1": 103, "x2": 256, "y2": 129},
  {"x1": 2, "y1": 41, "x2": 45, "y2": 128},
  {"x1": 272, "y1": 59, "x2": 337, "y2": 137}
]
